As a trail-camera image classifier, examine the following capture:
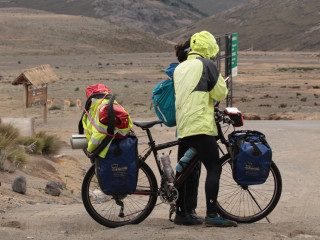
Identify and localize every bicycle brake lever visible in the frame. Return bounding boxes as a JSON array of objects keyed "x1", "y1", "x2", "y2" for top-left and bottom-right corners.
[{"x1": 224, "y1": 116, "x2": 235, "y2": 125}]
